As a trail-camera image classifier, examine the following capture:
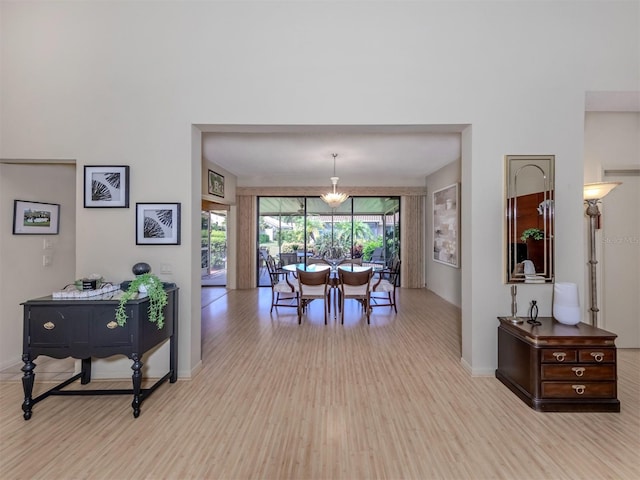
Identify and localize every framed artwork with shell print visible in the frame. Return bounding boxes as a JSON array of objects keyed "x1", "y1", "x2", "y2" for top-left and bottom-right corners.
[
  {"x1": 84, "y1": 165, "x2": 130, "y2": 208},
  {"x1": 136, "y1": 202, "x2": 181, "y2": 245}
]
